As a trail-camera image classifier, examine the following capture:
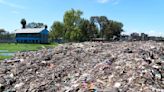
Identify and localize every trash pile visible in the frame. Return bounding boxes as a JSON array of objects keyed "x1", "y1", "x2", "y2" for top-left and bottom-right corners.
[{"x1": 0, "y1": 41, "x2": 164, "y2": 92}]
